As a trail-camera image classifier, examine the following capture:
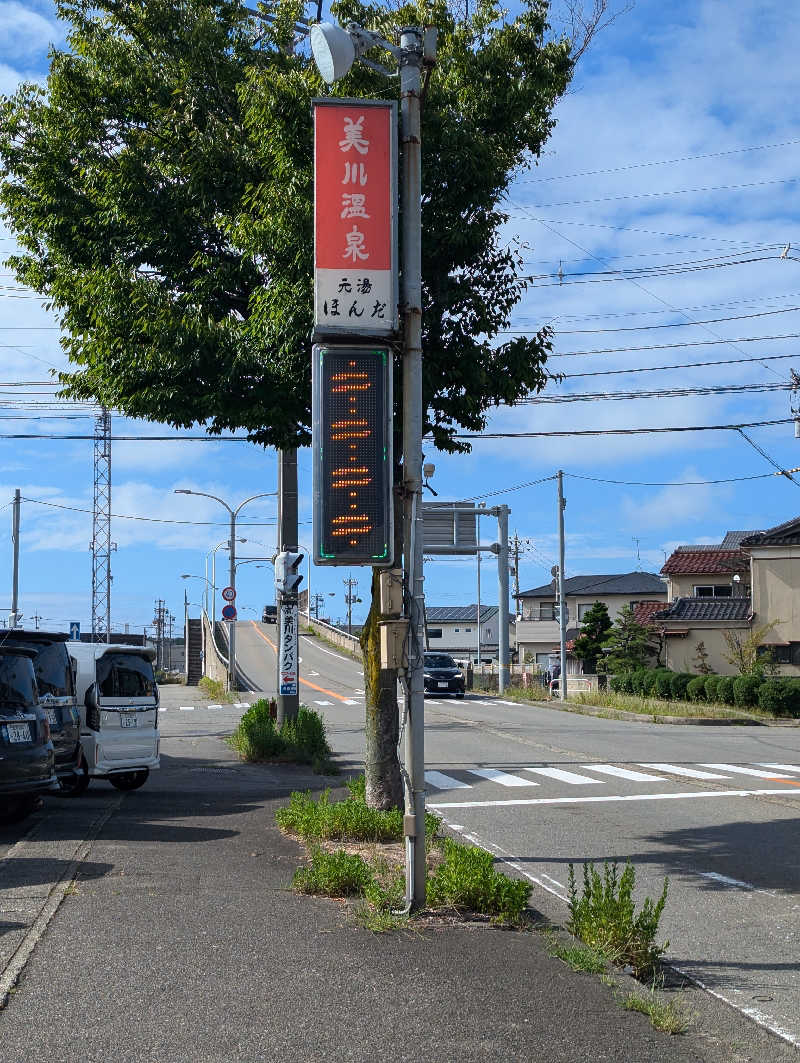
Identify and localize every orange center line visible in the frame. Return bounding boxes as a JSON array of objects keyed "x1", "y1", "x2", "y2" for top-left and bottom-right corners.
[
  {"x1": 248, "y1": 620, "x2": 354, "y2": 704},
  {"x1": 767, "y1": 776, "x2": 800, "y2": 787}
]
